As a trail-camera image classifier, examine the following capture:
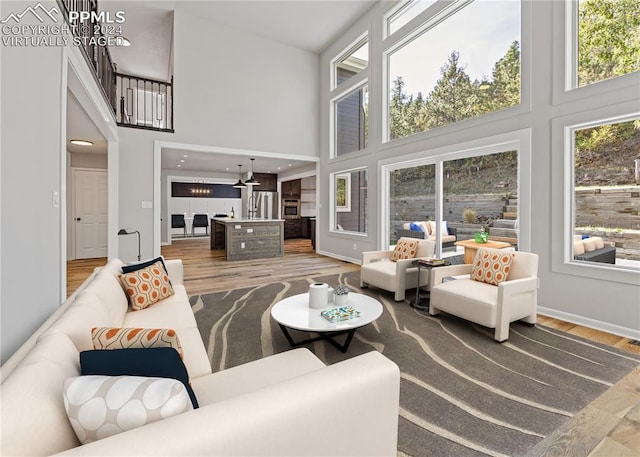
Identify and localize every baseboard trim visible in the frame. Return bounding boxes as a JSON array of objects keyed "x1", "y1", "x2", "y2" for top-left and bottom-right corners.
[
  {"x1": 315, "y1": 249, "x2": 360, "y2": 265},
  {"x1": 537, "y1": 306, "x2": 640, "y2": 341}
]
